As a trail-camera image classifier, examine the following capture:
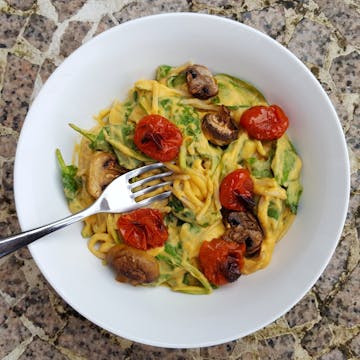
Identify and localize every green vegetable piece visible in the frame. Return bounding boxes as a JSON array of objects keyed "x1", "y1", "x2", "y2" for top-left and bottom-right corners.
[
  {"x1": 267, "y1": 201, "x2": 280, "y2": 220},
  {"x1": 271, "y1": 136, "x2": 303, "y2": 213},
  {"x1": 133, "y1": 90, "x2": 138, "y2": 102},
  {"x1": 168, "y1": 196, "x2": 197, "y2": 225},
  {"x1": 156, "y1": 65, "x2": 173, "y2": 81},
  {"x1": 271, "y1": 136, "x2": 302, "y2": 186},
  {"x1": 105, "y1": 124, "x2": 148, "y2": 169},
  {"x1": 286, "y1": 180, "x2": 303, "y2": 214},
  {"x1": 245, "y1": 144, "x2": 275, "y2": 178},
  {"x1": 121, "y1": 95, "x2": 138, "y2": 121},
  {"x1": 56, "y1": 149, "x2": 81, "y2": 201},
  {"x1": 211, "y1": 96, "x2": 220, "y2": 104},
  {"x1": 167, "y1": 72, "x2": 186, "y2": 89},
  {"x1": 156, "y1": 242, "x2": 212, "y2": 294},
  {"x1": 164, "y1": 242, "x2": 182, "y2": 262},
  {"x1": 159, "y1": 98, "x2": 172, "y2": 113},
  {"x1": 247, "y1": 157, "x2": 273, "y2": 178},
  {"x1": 214, "y1": 74, "x2": 267, "y2": 110},
  {"x1": 69, "y1": 123, "x2": 113, "y2": 153},
  {"x1": 169, "y1": 104, "x2": 201, "y2": 140}
]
